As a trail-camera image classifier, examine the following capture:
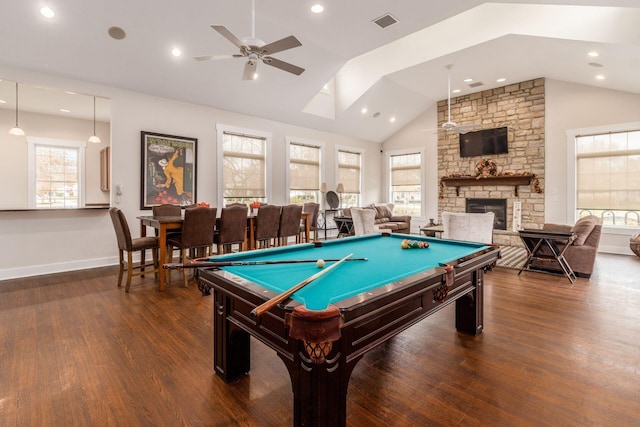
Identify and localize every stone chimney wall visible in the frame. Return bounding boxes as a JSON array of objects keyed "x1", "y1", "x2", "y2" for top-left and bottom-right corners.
[{"x1": 437, "y1": 78, "x2": 545, "y2": 246}]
